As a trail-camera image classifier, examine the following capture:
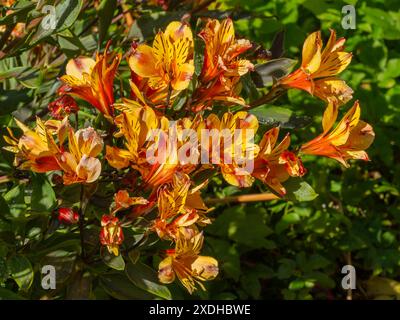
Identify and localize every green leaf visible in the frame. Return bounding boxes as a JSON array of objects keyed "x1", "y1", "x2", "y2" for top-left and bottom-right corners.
[
  {"x1": 0, "y1": 287, "x2": 26, "y2": 300},
  {"x1": 207, "y1": 206, "x2": 273, "y2": 249},
  {"x1": 3, "y1": 184, "x2": 26, "y2": 218},
  {"x1": 57, "y1": 30, "x2": 85, "y2": 57},
  {"x1": 0, "y1": 2, "x2": 35, "y2": 25},
  {"x1": 241, "y1": 73, "x2": 260, "y2": 101},
  {"x1": 128, "y1": 250, "x2": 140, "y2": 265},
  {"x1": 275, "y1": 213, "x2": 301, "y2": 234},
  {"x1": 66, "y1": 271, "x2": 91, "y2": 299},
  {"x1": 31, "y1": 174, "x2": 56, "y2": 212},
  {"x1": 283, "y1": 179, "x2": 319, "y2": 202},
  {"x1": 0, "y1": 89, "x2": 31, "y2": 116},
  {"x1": 29, "y1": 0, "x2": 83, "y2": 46},
  {"x1": 250, "y1": 105, "x2": 312, "y2": 129},
  {"x1": 125, "y1": 262, "x2": 172, "y2": 300},
  {"x1": 289, "y1": 278, "x2": 305, "y2": 290},
  {"x1": 0, "y1": 66, "x2": 28, "y2": 81},
  {"x1": 7, "y1": 255, "x2": 34, "y2": 291},
  {"x1": 362, "y1": 7, "x2": 400, "y2": 40},
  {"x1": 0, "y1": 257, "x2": 8, "y2": 283},
  {"x1": 40, "y1": 250, "x2": 77, "y2": 285},
  {"x1": 102, "y1": 250, "x2": 125, "y2": 271},
  {"x1": 251, "y1": 58, "x2": 297, "y2": 87},
  {"x1": 97, "y1": 0, "x2": 118, "y2": 45},
  {"x1": 100, "y1": 272, "x2": 154, "y2": 300},
  {"x1": 0, "y1": 196, "x2": 10, "y2": 218}
]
